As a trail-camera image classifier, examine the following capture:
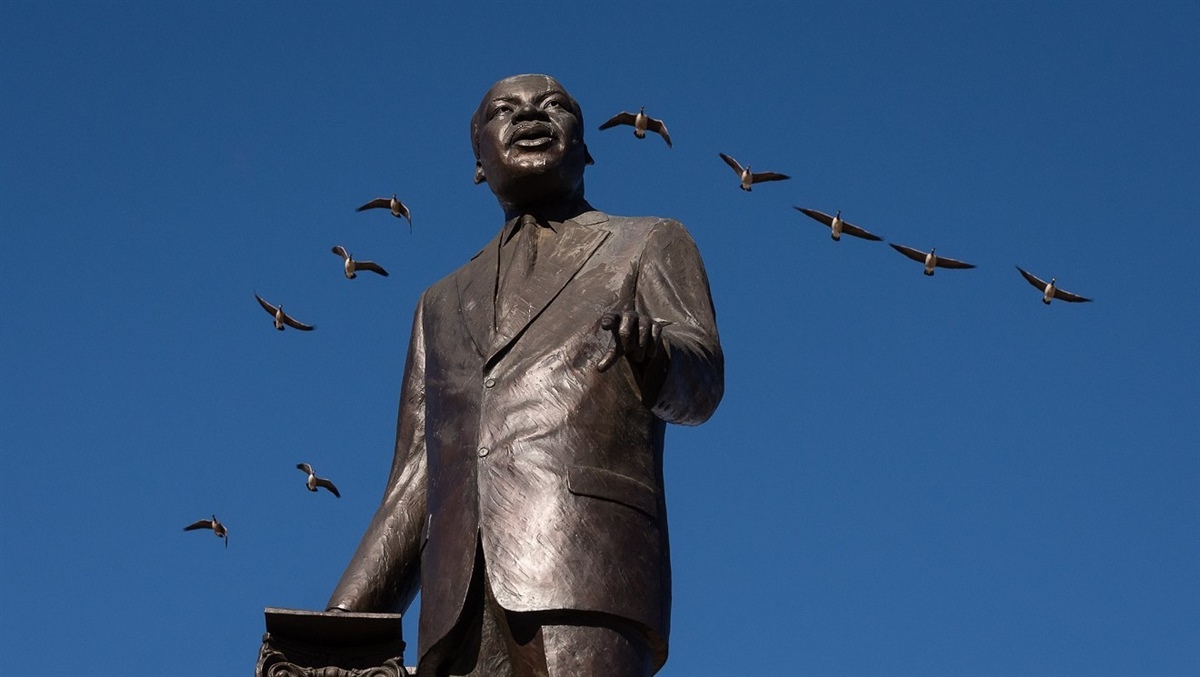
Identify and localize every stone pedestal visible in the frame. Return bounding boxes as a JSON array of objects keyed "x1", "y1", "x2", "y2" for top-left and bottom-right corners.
[{"x1": 256, "y1": 607, "x2": 412, "y2": 677}]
